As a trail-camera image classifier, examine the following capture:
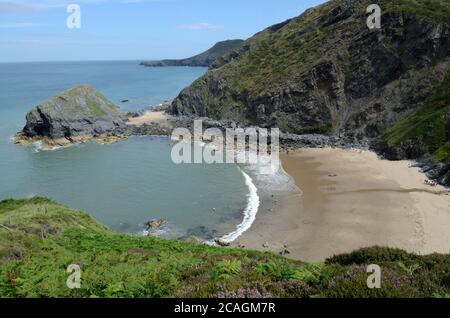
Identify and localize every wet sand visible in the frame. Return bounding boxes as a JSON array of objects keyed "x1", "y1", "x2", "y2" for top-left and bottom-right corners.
[{"x1": 235, "y1": 148, "x2": 450, "y2": 261}]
